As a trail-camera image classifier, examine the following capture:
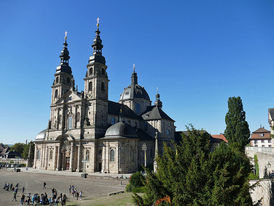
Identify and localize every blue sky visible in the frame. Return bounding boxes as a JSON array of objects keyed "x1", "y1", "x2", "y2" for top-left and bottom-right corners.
[{"x1": 0, "y1": 0, "x2": 274, "y2": 144}]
